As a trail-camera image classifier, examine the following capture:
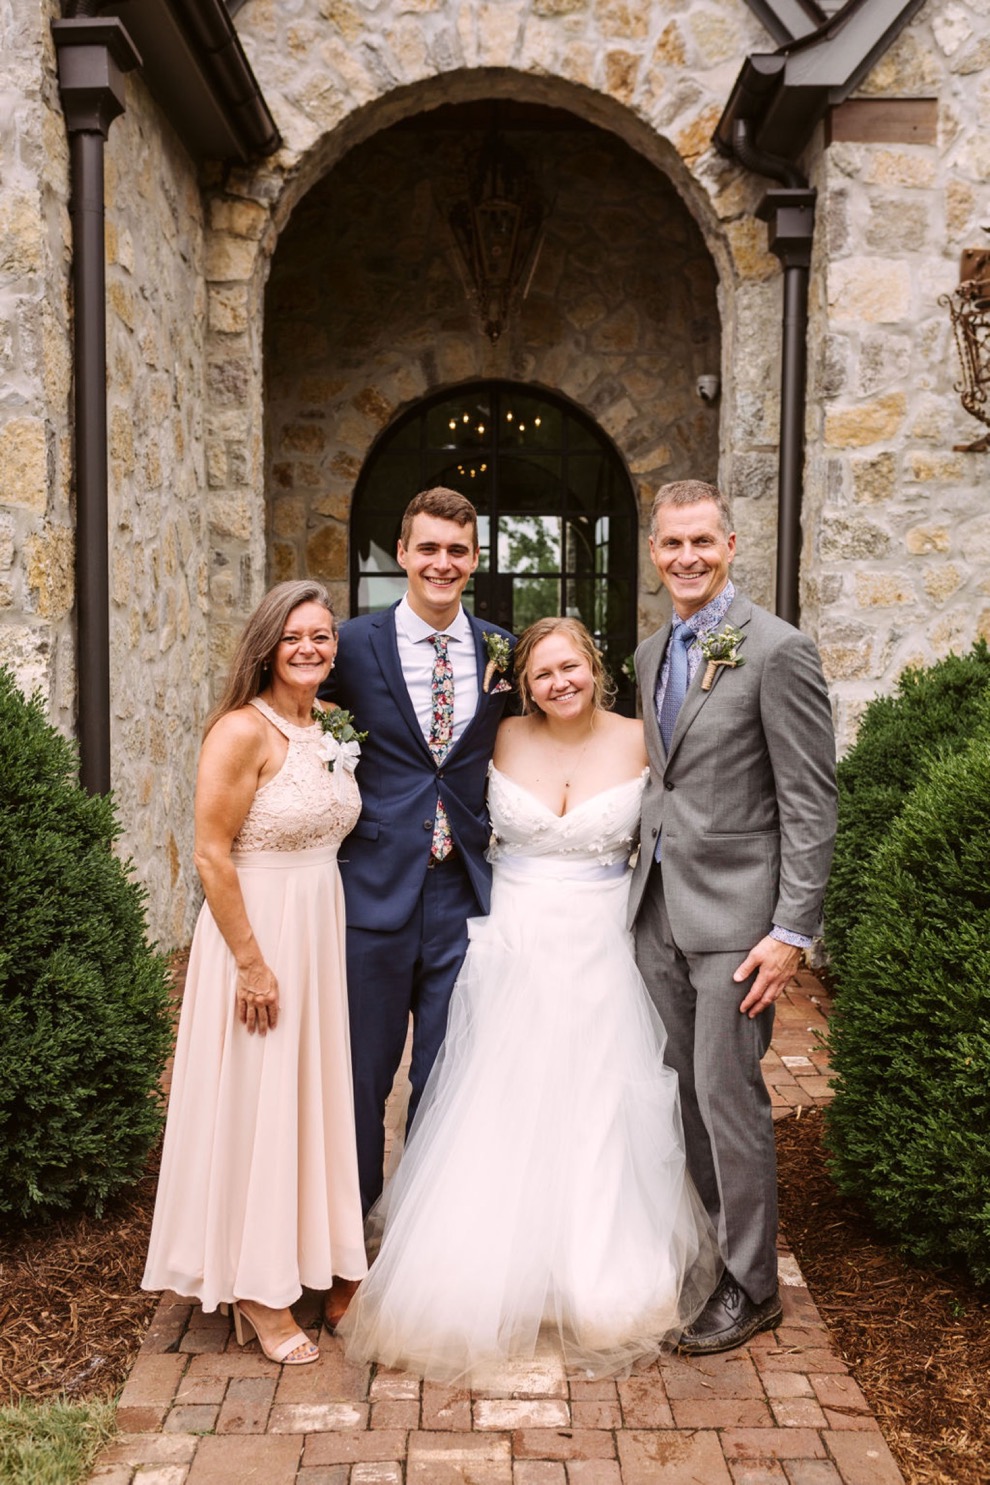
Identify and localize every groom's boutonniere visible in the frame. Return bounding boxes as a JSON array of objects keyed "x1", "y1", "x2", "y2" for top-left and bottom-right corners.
[
  {"x1": 482, "y1": 632, "x2": 512, "y2": 693},
  {"x1": 312, "y1": 704, "x2": 368, "y2": 773},
  {"x1": 699, "y1": 624, "x2": 745, "y2": 691}
]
